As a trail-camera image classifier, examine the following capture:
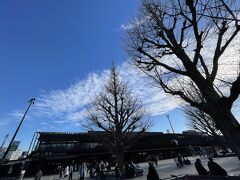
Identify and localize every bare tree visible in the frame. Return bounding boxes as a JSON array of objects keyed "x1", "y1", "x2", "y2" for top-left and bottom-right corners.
[
  {"x1": 85, "y1": 66, "x2": 150, "y2": 171},
  {"x1": 124, "y1": 0, "x2": 240, "y2": 158},
  {"x1": 184, "y1": 106, "x2": 221, "y2": 137}
]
